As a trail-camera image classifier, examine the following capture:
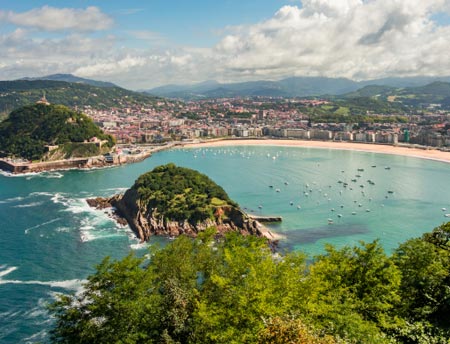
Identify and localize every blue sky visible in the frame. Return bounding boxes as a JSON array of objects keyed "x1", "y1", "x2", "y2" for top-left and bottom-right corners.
[{"x1": 1, "y1": 0, "x2": 450, "y2": 89}]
